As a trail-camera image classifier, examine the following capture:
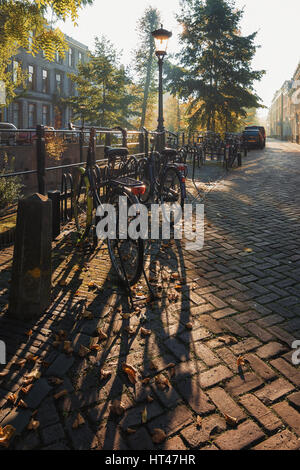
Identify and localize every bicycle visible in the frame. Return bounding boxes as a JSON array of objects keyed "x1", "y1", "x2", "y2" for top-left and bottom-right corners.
[
  {"x1": 71, "y1": 125, "x2": 146, "y2": 289},
  {"x1": 136, "y1": 130, "x2": 187, "y2": 218}
]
